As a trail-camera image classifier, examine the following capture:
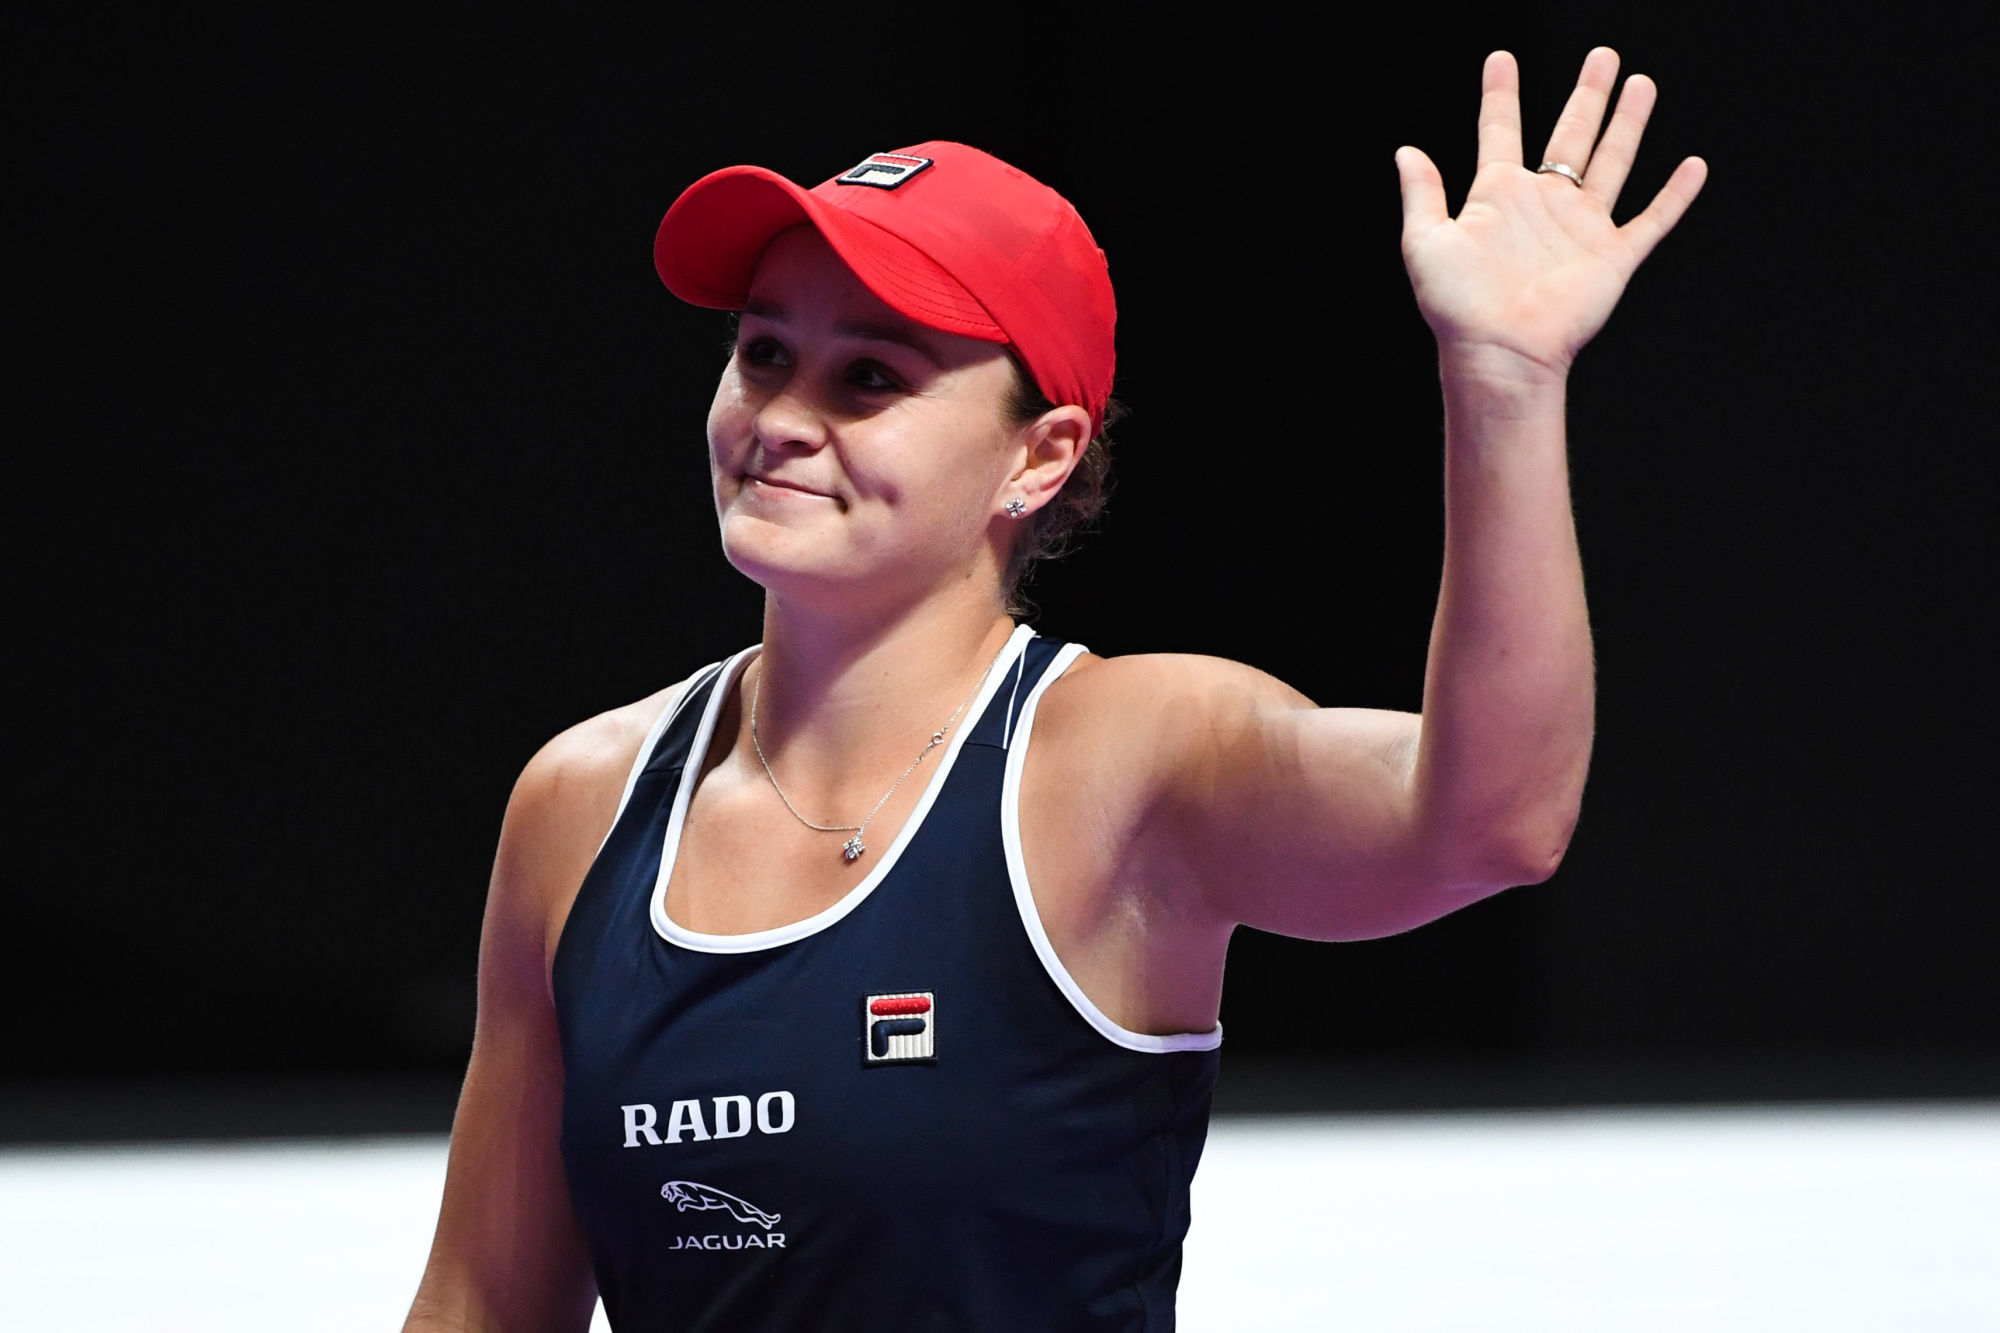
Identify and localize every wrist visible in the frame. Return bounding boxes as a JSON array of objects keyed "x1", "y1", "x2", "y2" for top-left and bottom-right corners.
[{"x1": 1437, "y1": 339, "x2": 1572, "y2": 401}]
